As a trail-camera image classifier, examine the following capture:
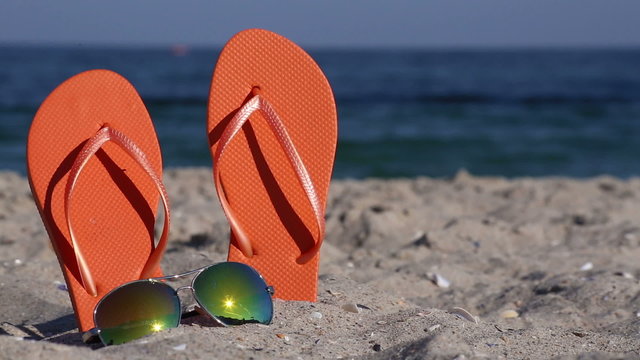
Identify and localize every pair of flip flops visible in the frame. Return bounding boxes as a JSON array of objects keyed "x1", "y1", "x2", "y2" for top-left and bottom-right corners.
[{"x1": 27, "y1": 29, "x2": 337, "y2": 332}]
